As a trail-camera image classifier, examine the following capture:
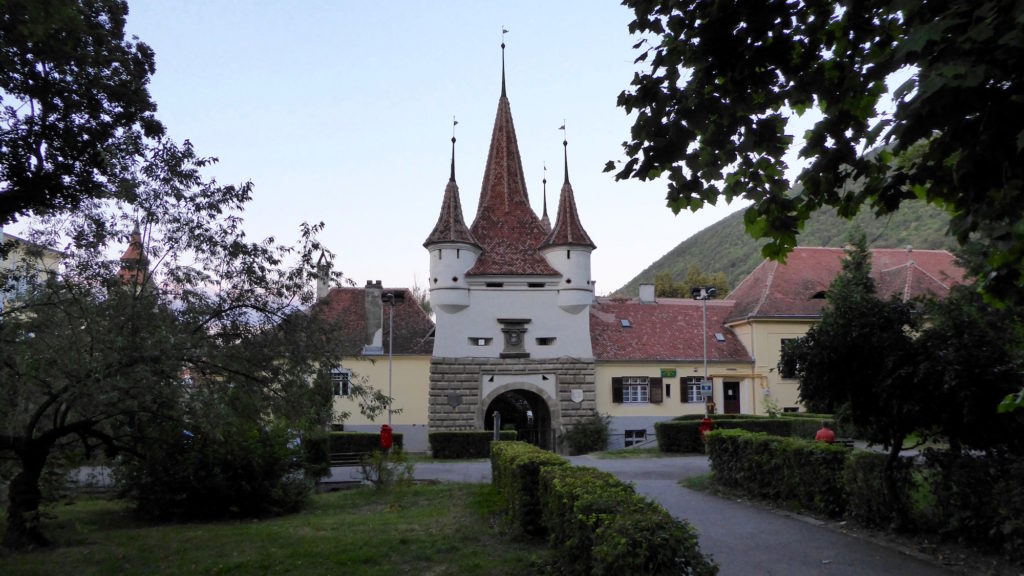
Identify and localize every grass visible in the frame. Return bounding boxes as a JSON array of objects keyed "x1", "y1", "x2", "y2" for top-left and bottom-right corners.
[
  {"x1": 680, "y1": 472, "x2": 714, "y2": 491},
  {"x1": 592, "y1": 447, "x2": 677, "y2": 459},
  {"x1": 0, "y1": 484, "x2": 548, "y2": 576}
]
